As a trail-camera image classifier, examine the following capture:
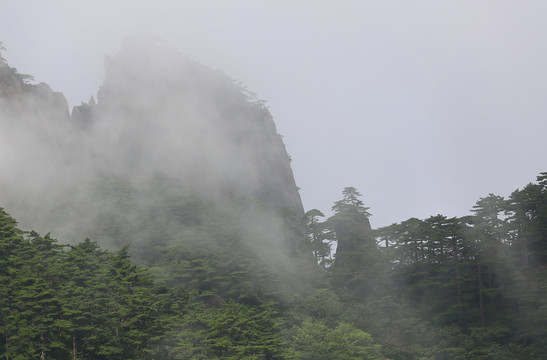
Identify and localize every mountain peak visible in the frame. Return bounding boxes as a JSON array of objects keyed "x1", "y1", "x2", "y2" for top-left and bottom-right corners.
[{"x1": 1, "y1": 39, "x2": 304, "y2": 254}]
